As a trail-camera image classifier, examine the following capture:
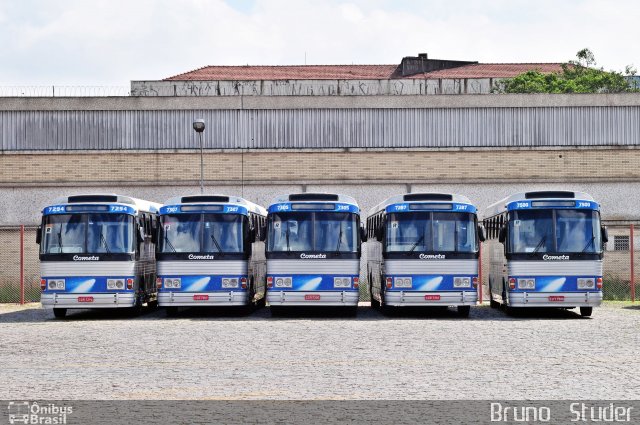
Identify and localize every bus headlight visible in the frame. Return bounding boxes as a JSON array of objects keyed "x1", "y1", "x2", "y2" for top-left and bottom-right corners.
[
  {"x1": 164, "y1": 278, "x2": 181, "y2": 289},
  {"x1": 273, "y1": 277, "x2": 292, "y2": 288},
  {"x1": 334, "y1": 277, "x2": 351, "y2": 288},
  {"x1": 517, "y1": 278, "x2": 535, "y2": 289},
  {"x1": 394, "y1": 277, "x2": 412, "y2": 288},
  {"x1": 222, "y1": 278, "x2": 239, "y2": 288},
  {"x1": 48, "y1": 279, "x2": 65, "y2": 290},
  {"x1": 578, "y1": 278, "x2": 595, "y2": 289},
  {"x1": 107, "y1": 279, "x2": 116, "y2": 290},
  {"x1": 454, "y1": 277, "x2": 471, "y2": 288}
]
